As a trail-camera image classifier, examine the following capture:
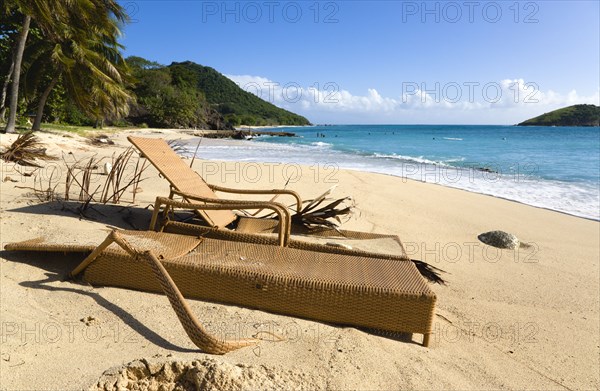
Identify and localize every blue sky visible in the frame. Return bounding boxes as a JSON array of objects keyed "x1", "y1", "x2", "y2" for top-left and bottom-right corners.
[{"x1": 119, "y1": 1, "x2": 600, "y2": 124}]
